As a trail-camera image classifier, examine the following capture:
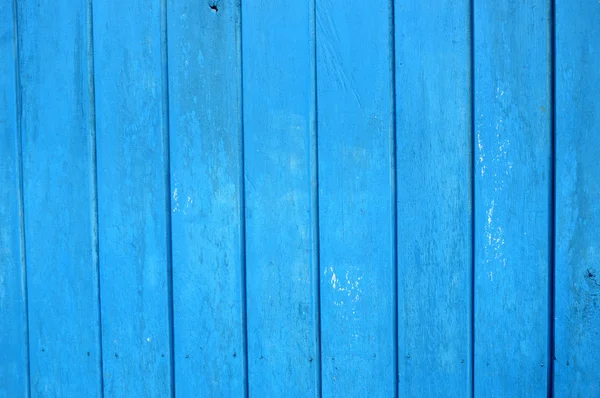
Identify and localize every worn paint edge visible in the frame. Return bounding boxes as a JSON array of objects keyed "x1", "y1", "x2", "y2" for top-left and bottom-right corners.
[
  {"x1": 12, "y1": 0, "x2": 31, "y2": 396},
  {"x1": 237, "y1": 0, "x2": 249, "y2": 395},
  {"x1": 159, "y1": 0, "x2": 176, "y2": 396},
  {"x1": 87, "y1": 0, "x2": 104, "y2": 396},
  {"x1": 309, "y1": 0, "x2": 322, "y2": 394}
]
